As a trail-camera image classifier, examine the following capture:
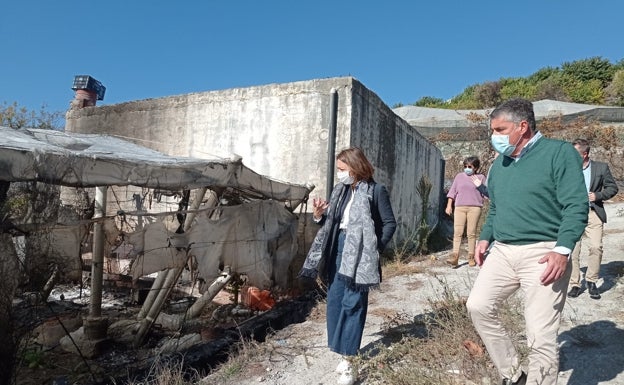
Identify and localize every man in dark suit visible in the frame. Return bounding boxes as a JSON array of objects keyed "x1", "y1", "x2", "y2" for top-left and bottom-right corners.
[{"x1": 567, "y1": 138, "x2": 619, "y2": 300}]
